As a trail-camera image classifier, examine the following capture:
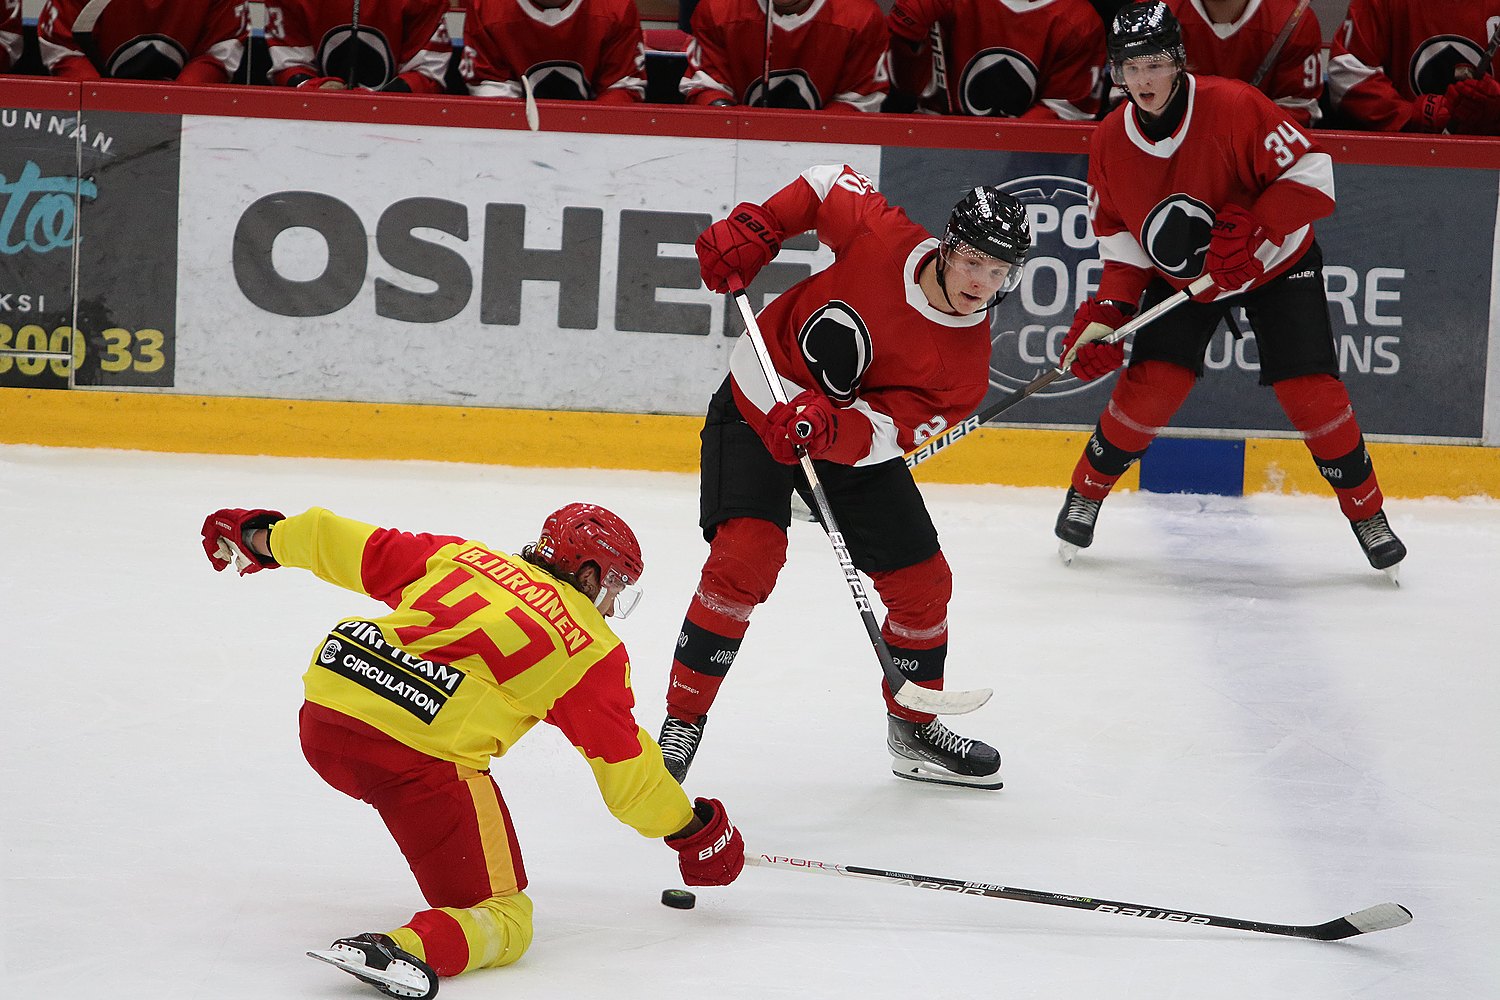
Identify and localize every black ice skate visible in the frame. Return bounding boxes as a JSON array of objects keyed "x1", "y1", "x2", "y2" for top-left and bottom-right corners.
[
  {"x1": 1055, "y1": 487, "x2": 1103, "y2": 565},
  {"x1": 1350, "y1": 510, "x2": 1406, "y2": 584},
  {"x1": 307, "y1": 933, "x2": 437, "y2": 999},
  {"x1": 658, "y1": 714, "x2": 707, "y2": 783},
  {"x1": 887, "y1": 715, "x2": 1002, "y2": 790}
]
